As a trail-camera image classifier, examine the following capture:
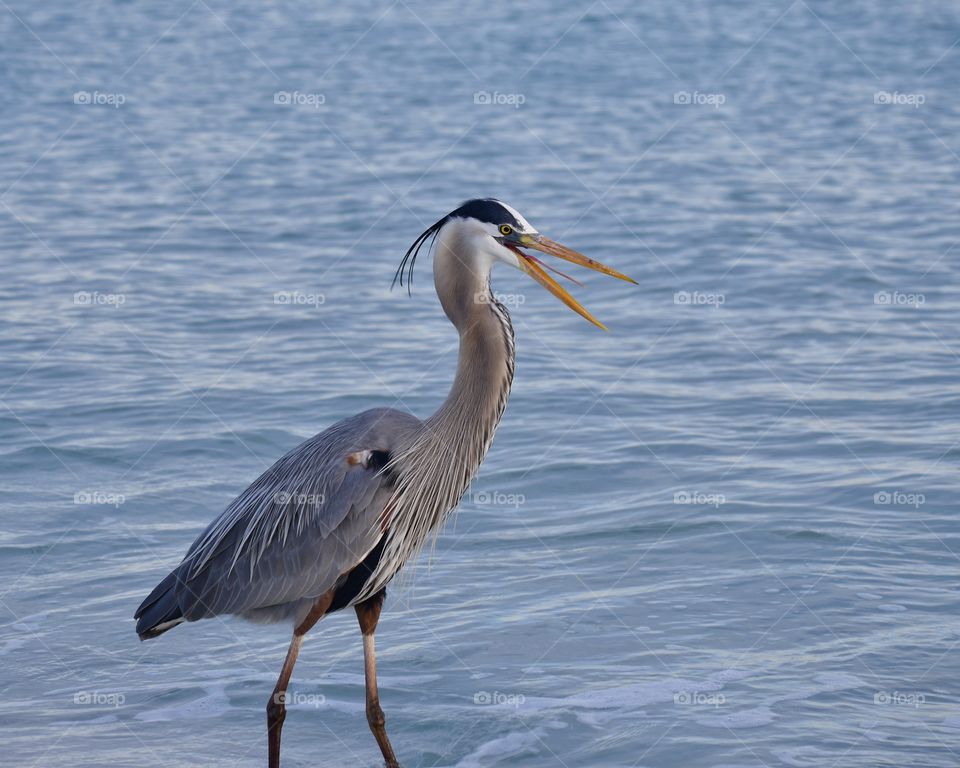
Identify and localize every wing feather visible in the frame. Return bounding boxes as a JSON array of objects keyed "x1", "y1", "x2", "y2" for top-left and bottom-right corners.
[{"x1": 153, "y1": 408, "x2": 420, "y2": 623}]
